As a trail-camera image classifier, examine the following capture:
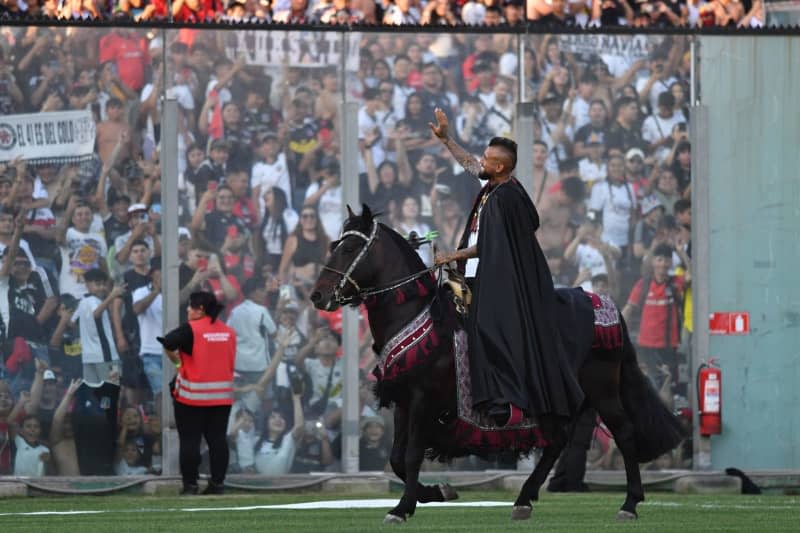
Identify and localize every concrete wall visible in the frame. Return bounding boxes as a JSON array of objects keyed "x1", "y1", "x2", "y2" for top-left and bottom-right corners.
[{"x1": 698, "y1": 36, "x2": 800, "y2": 469}]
